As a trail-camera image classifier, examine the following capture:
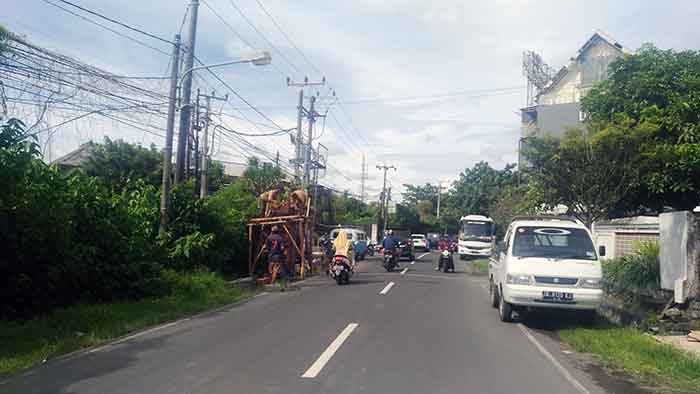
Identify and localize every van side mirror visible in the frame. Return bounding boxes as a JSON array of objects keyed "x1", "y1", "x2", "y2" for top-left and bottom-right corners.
[
  {"x1": 495, "y1": 241, "x2": 505, "y2": 254},
  {"x1": 598, "y1": 245, "x2": 606, "y2": 257}
]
